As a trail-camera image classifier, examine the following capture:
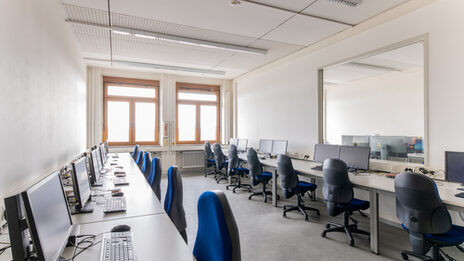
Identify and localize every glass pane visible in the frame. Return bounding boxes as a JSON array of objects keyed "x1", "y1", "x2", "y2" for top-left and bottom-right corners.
[
  {"x1": 107, "y1": 101, "x2": 130, "y2": 142},
  {"x1": 178, "y1": 104, "x2": 196, "y2": 141},
  {"x1": 200, "y1": 105, "x2": 217, "y2": 141},
  {"x1": 108, "y1": 86, "x2": 156, "y2": 98},
  {"x1": 135, "y1": 103, "x2": 156, "y2": 142},
  {"x1": 178, "y1": 91, "x2": 217, "y2": 101}
]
